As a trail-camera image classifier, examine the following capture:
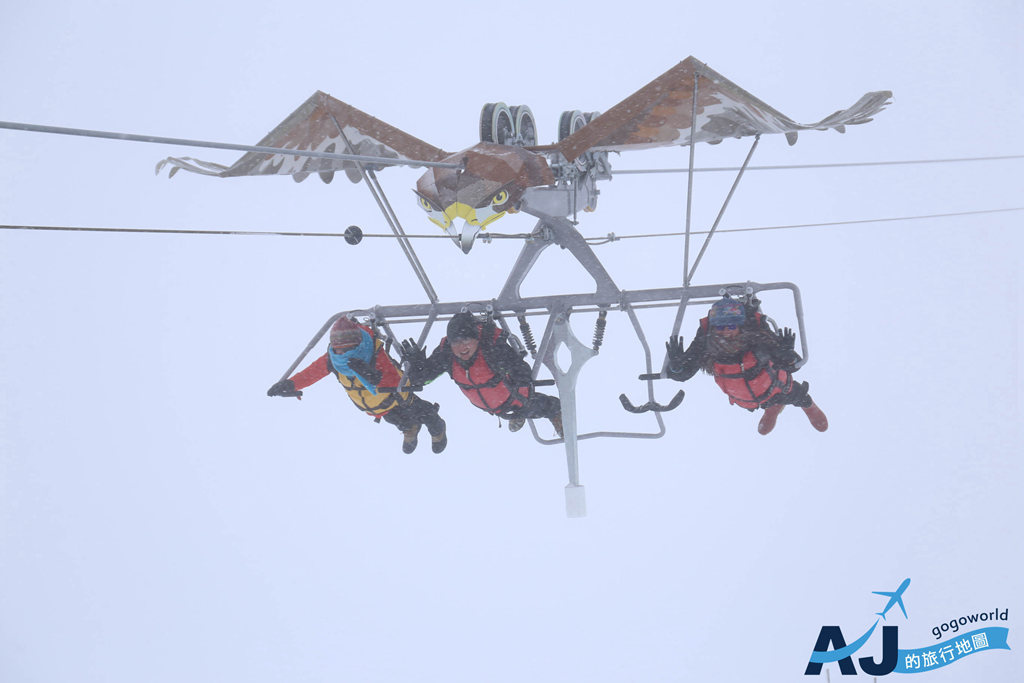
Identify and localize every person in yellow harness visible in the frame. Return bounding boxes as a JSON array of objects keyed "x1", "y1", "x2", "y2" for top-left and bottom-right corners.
[{"x1": 268, "y1": 317, "x2": 447, "y2": 453}]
